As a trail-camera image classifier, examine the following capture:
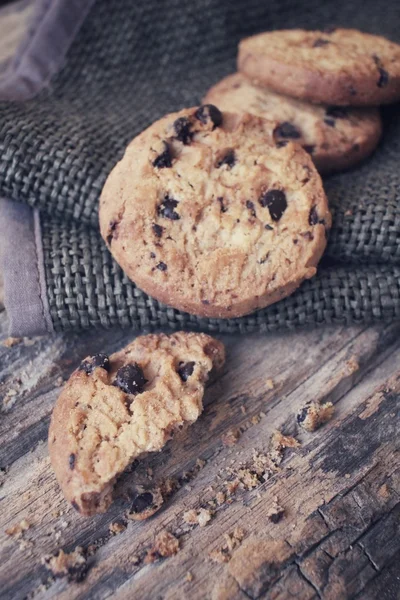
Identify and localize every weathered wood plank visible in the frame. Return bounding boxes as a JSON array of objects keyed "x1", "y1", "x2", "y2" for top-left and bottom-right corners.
[{"x1": 0, "y1": 315, "x2": 399, "y2": 599}]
